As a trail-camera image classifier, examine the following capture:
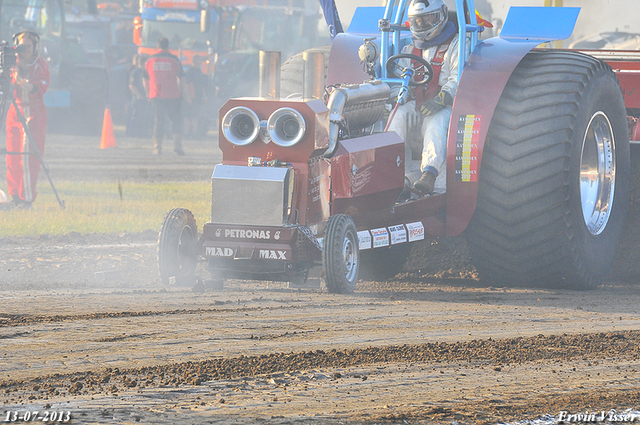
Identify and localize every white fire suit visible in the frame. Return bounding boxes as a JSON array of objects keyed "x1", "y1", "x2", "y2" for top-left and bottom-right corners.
[{"x1": 387, "y1": 35, "x2": 469, "y2": 192}]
